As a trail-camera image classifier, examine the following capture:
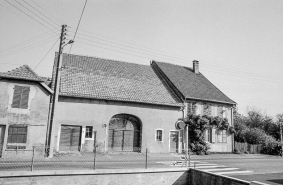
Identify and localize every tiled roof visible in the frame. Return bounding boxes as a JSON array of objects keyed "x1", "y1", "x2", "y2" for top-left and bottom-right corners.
[
  {"x1": 152, "y1": 61, "x2": 236, "y2": 105},
  {"x1": 0, "y1": 65, "x2": 44, "y2": 82},
  {"x1": 54, "y1": 53, "x2": 182, "y2": 107}
]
